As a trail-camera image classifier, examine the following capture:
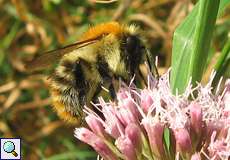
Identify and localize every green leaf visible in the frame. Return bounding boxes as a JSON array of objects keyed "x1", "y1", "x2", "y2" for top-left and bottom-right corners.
[
  {"x1": 163, "y1": 128, "x2": 170, "y2": 151},
  {"x1": 170, "y1": 0, "x2": 230, "y2": 94},
  {"x1": 212, "y1": 38, "x2": 230, "y2": 86},
  {"x1": 163, "y1": 128, "x2": 176, "y2": 160},
  {"x1": 214, "y1": 38, "x2": 230, "y2": 72}
]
